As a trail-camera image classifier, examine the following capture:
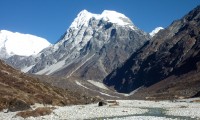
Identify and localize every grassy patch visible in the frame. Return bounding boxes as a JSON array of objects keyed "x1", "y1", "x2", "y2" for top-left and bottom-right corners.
[{"x1": 16, "y1": 107, "x2": 55, "y2": 118}]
